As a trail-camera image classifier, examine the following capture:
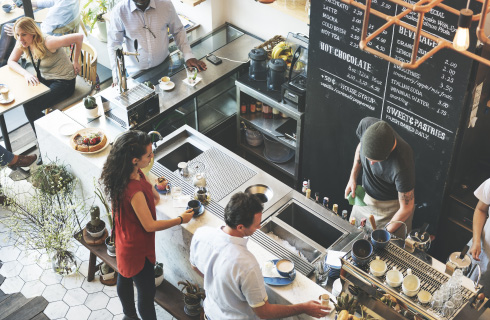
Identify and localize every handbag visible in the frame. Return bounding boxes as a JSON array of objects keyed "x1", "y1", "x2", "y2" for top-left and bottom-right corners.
[{"x1": 27, "y1": 47, "x2": 45, "y2": 82}]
